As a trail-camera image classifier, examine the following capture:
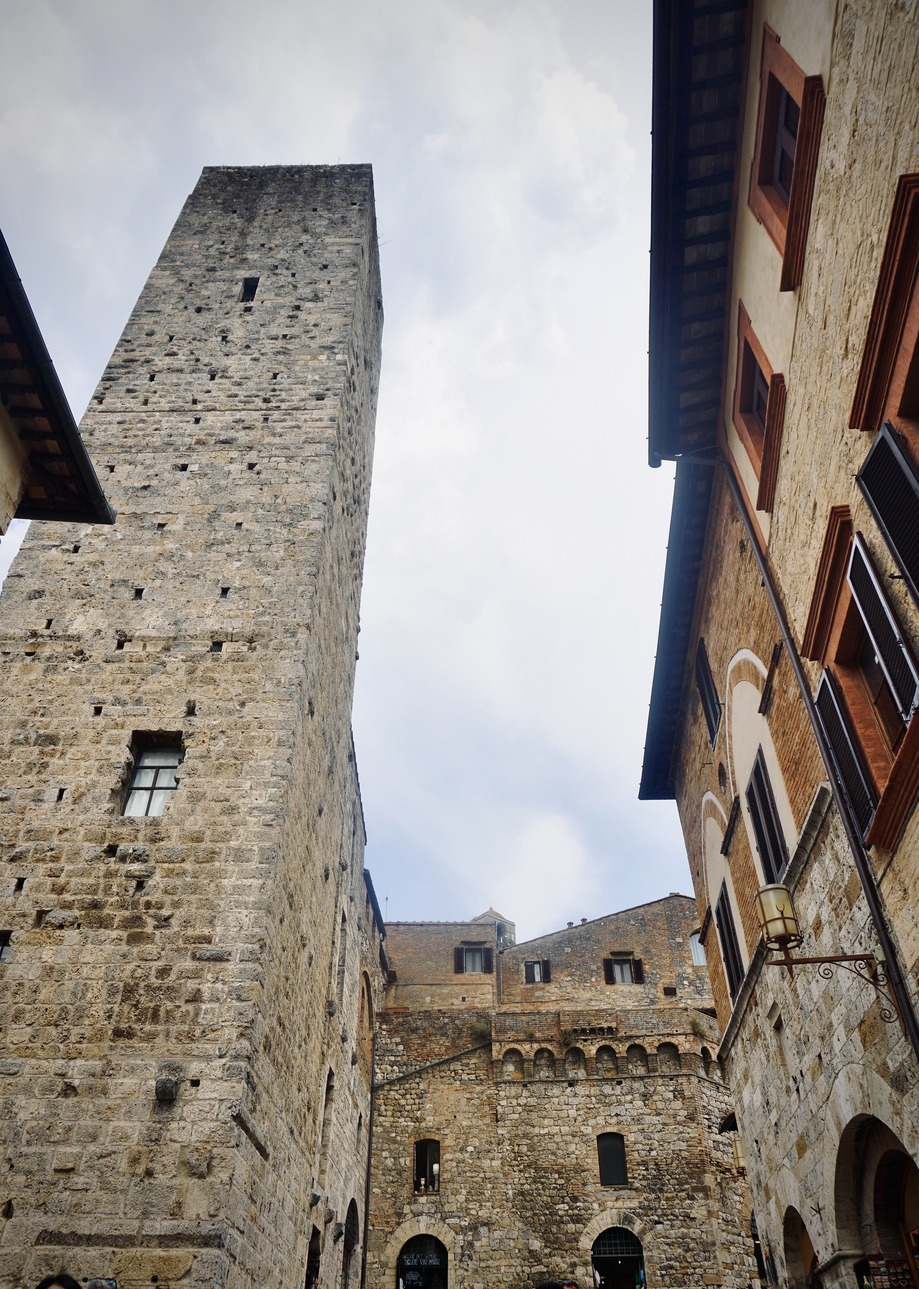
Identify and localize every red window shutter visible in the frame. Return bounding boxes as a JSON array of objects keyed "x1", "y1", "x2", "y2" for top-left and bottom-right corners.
[
  {"x1": 454, "y1": 947, "x2": 464, "y2": 974},
  {"x1": 483, "y1": 947, "x2": 494, "y2": 973},
  {"x1": 633, "y1": 958, "x2": 645, "y2": 984},
  {"x1": 542, "y1": 959, "x2": 551, "y2": 983},
  {"x1": 603, "y1": 957, "x2": 614, "y2": 984}
]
